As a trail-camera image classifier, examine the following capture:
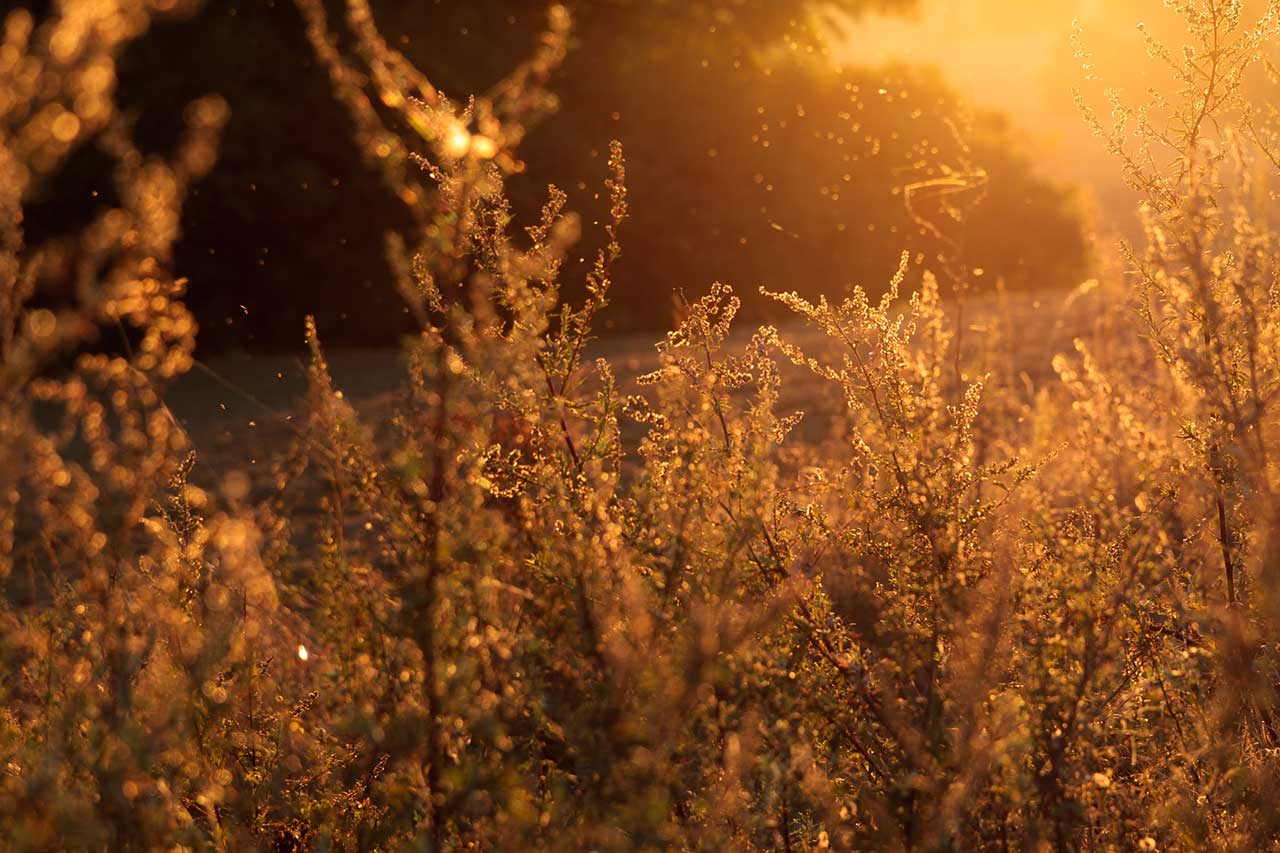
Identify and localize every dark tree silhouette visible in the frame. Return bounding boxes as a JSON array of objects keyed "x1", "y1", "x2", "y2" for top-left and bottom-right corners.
[{"x1": 25, "y1": 0, "x2": 1083, "y2": 348}]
